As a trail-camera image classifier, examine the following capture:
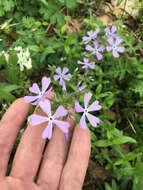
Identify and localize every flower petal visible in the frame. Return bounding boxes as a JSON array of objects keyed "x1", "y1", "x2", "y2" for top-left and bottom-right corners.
[
  {"x1": 39, "y1": 99, "x2": 51, "y2": 116},
  {"x1": 108, "y1": 37, "x2": 114, "y2": 45},
  {"x1": 54, "y1": 74, "x2": 60, "y2": 81},
  {"x1": 29, "y1": 83, "x2": 40, "y2": 94},
  {"x1": 53, "y1": 105, "x2": 68, "y2": 119},
  {"x1": 42, "y1": 122, "x2": 53, "y2": 139},
  {"x1": 111, "y1": 26, "x2": 117, "y2": 33},
  {"x1": 113, "y1": 49, "x2": 119, "y2": 58},
  {"x1": 93, "y1": 40, "x2": 98, "y2": 48},
  {"x1": 85, "y1": 45, "x2": 94, "y2": 51},
  {"x1": 24, "y1": 95, "x2": 39, "y2": 103},
  {"x1": 63, "y1": 74, "x2": 71, "y2": 81},
  {"x1": 116, "y1": 46, "x2": 125, "y2": 53},
  {"x1": 65, "y1": 132, "x2": 69, "y2": 141},
  {"x1": 99, "y1": 45, "x2": 105, "y2": 51},
  {"x1": 96, "y1": 52, "x2": 103, "y2": 60},
  {"x1": 42, "y1": 77, "x2": 50, "y2": 93},
  {"x1": 75, "y1": 101, "x2": 84, "y2": 112},
  {"x1": 77, "y1": 60, "x2": 83, "y2": 65},
  {"x1": 82, "y1": 65, "x2": 88, "y2": 69},
  {"x1": 106, "y1": 46, "x2": 112, "y2": 52},
  {"x1": 83, "y1": 58, "x2": 89, "y2": 63},
  {"x1": 29, "y1": 114, "x2": 48, "y2": 126},
  {"x1": 115, "y1": 37, "x2": 122, "y2": 45},
  {"x1": 31, "y1": 99, "x2": 41, "y2": 105},
  {"x1": 88, "y1": 100, "x2": 101, "y2": 112},
  {"x1": 87, "y1": 30, "x2": 93, "y2": 36},
  {"x1": 54, "y1": 120, "x2": 69, "y2": 133},
  {"x1": 84, "y1": 92, "x2": 92, "y2": 108},
  {"x1": 105, "y1": 27, "x2": 110, "y2": 34},
  {"x1": 59, "y1": 78, "x2": 66, "y2": 90},
  {"x1": 82, "y1": 36, "x2": 90, "y2": 44},
  {"x1": 80, "y1": 114, "x2": 87, "y2": 130},
  {"x1": 55, "y1": 67, "x2": 61, "y2": 74},
  {"x1": 89, "y1": 62, "x2": 95, "y2": 69},
  {"x1": 94, "y1": 28, "x2": 100, "y2": 36},
  {"x1": 44, "y1": 86, "x2": 53, "y2": 96},
  {"x1": 63, "y1": 67, "x2": 69, "y2": 74},
  {"x1": 60, "y1": 77, "x2": 64, "y2": 86},
  {"x1": 86, "y1": 113, "x2": 100, "y2": 127}
]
